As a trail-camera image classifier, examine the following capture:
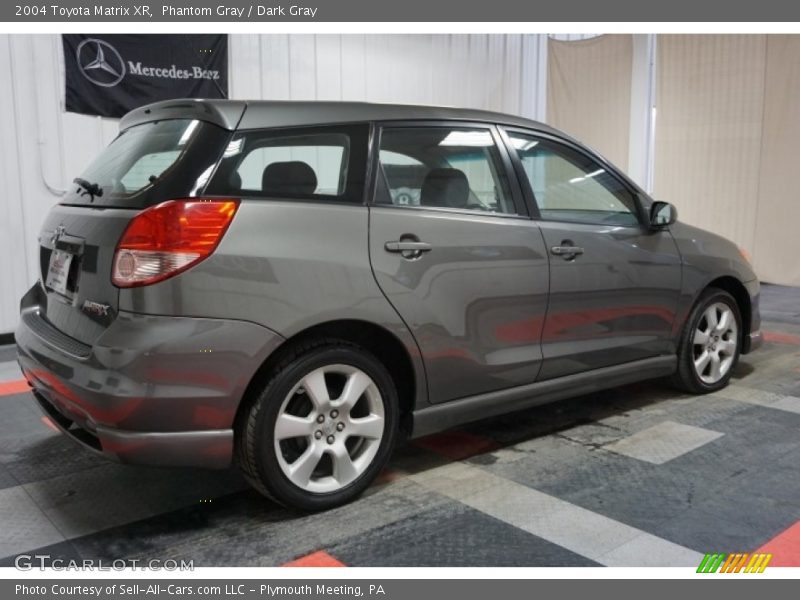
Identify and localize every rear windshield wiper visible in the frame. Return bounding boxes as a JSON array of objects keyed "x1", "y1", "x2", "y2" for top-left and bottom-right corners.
[{"x1": 73, "y1": 178, "x2": 104, "y2": 200}]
